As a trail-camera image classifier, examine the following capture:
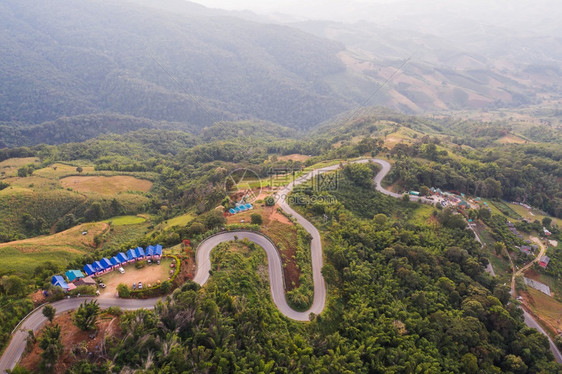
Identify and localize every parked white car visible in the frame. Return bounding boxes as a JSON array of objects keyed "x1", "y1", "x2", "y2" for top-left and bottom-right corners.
[{"x1": 118, "y1": 267, "x2": 125, "y2": 274}]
